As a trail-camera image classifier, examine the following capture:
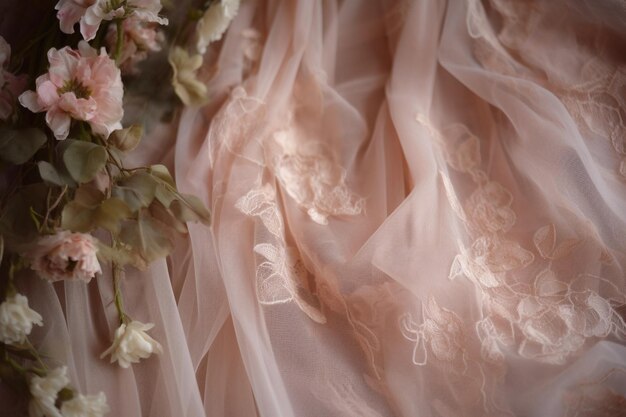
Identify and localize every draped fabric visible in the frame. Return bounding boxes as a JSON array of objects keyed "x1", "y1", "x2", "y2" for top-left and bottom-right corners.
[{"x1": 4, "y1": 0, "x2": 626, "y2": 416}]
